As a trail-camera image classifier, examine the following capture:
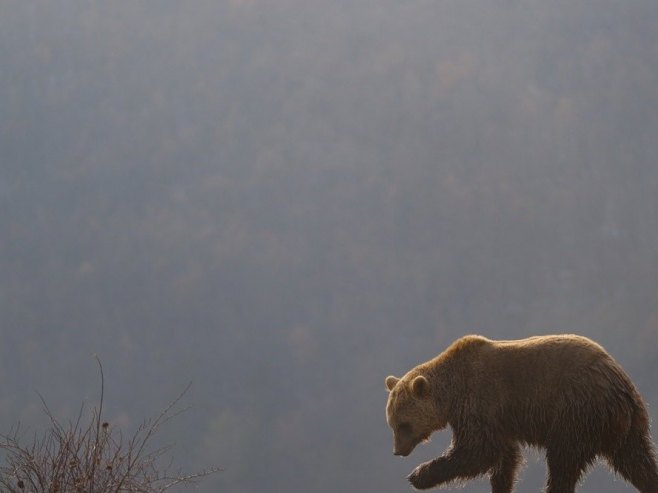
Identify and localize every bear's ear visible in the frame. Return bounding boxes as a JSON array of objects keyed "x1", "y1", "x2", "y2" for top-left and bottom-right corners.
[
  {"x1": 411, "y1": 375, "x2": 430, "y2": 398},
  {"x1": 385, "y1": 375, "x2": 400, "y2": 391}
]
